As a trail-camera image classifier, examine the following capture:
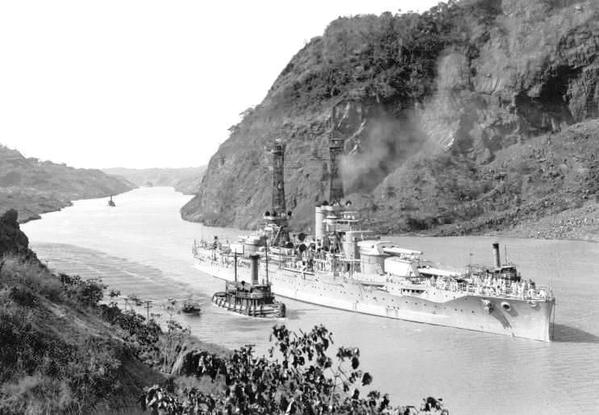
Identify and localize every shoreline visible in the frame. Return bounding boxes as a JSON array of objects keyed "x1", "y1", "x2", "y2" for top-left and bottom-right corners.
[
  {"x1": 18, "y1": 184, "x2": 597, "y2": 244},
  {"x1": 400, "y1": 229, "x2": 599, "y2": 244},
  {"x1": 181, "y1": 196, "x2": 599, "y2": 244},
  {"x1": 184, "y1": 218, "x2": 599, "y2": 244},
  {"x1": 9, "y1": 188, "x2": 137, "y2": 224}
]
